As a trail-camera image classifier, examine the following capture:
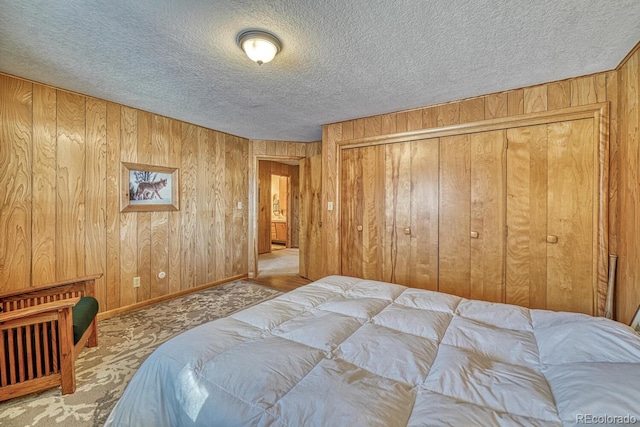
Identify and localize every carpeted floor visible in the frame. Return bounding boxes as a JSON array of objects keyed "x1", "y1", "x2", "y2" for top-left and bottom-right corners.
[
  {"x1": 258, "y1": 248, "x2": 299, "y2": 276},
  {"x1": 0, "y1": 280, "x2": 282, "y2": 427}
]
